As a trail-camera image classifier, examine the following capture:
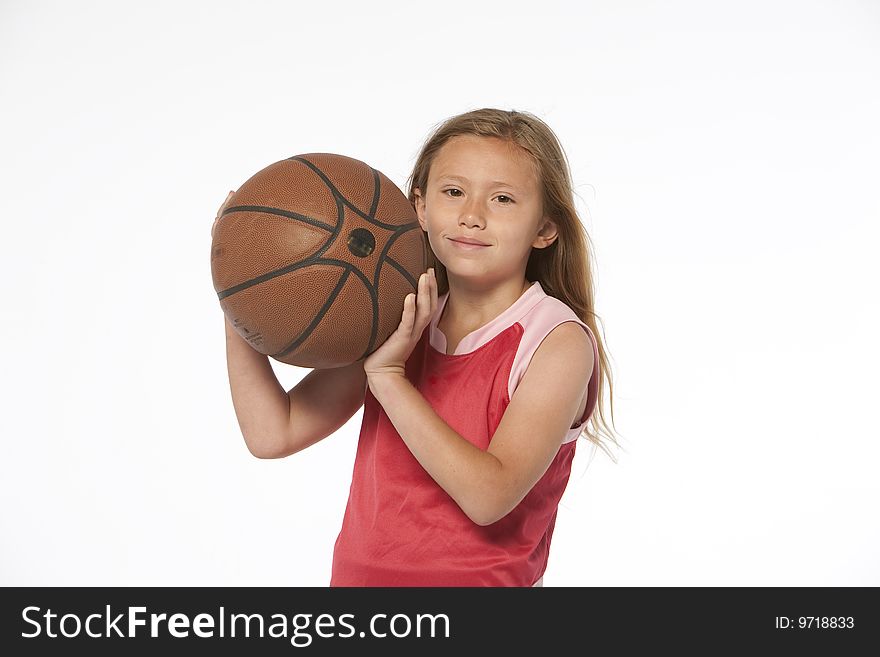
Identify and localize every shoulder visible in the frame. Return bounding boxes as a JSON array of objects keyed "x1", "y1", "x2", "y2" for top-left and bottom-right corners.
[
  {"x1": 531, "y1": 321, "x2": 594, "y2": 379},
  {"x1": 507, "y1": 293, "x2": 595, "y2": 395}
]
